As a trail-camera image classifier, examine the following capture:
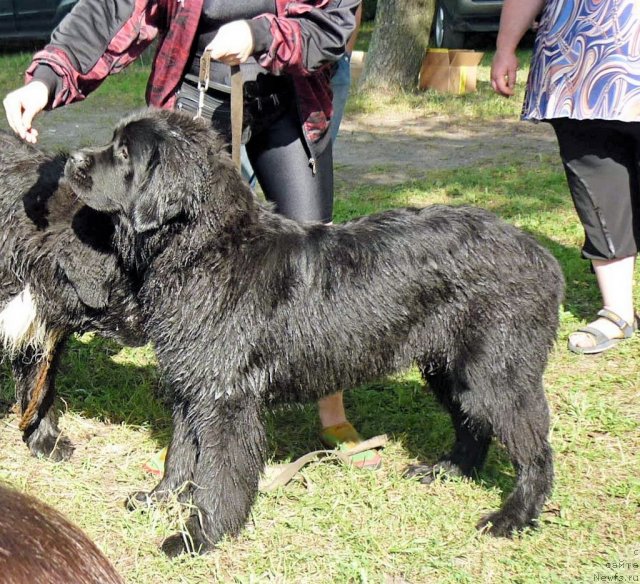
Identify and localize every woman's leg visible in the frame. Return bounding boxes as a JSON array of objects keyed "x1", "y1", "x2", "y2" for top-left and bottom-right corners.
[
  {"x1": 570, "y1": 256, "x2": 636, "y2": 349},
  {"x1": 551, "y1": 119, "x2": 640, "y2": 350},
  {"x1": 246, "y1": 109, "x2": 333, "y2": 223},
  {"x1": 318, "y1": 393, "x2": 347, "y2": 428}
]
